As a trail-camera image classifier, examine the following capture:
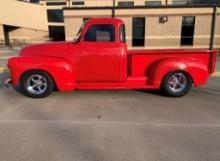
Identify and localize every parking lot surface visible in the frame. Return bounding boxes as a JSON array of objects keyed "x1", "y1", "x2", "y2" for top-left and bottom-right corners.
[{"x1": 1, "y1": 50, "x2": 220, "y2": 161}]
